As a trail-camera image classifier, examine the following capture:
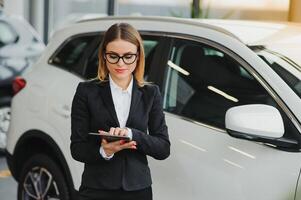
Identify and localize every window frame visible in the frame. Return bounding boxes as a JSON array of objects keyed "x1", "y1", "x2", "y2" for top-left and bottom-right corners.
[{"x1": 48, "y1": 32, "x2": 100, "y2": 77}]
